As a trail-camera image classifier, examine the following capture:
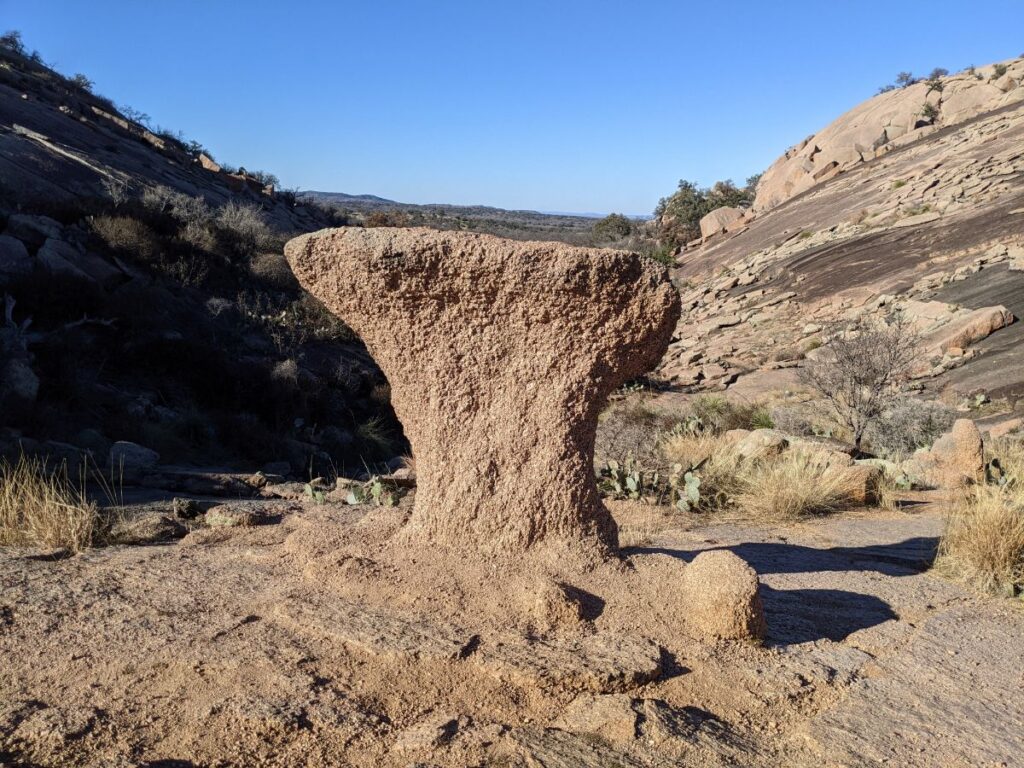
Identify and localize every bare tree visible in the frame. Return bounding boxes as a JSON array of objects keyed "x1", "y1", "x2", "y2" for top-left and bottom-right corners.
[{"x1": 799, "y1": 313, "x2": 920, "y2": 453}]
